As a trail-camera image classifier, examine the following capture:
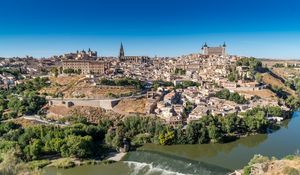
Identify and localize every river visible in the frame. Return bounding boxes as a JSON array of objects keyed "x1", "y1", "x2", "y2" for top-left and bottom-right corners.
[{"x1": 43, "y1": 111, "x2": 300, "y2": 175}]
